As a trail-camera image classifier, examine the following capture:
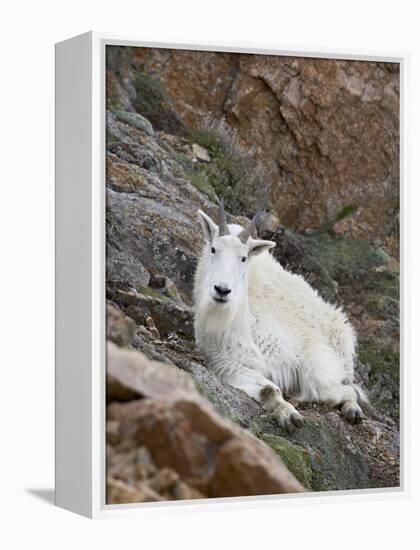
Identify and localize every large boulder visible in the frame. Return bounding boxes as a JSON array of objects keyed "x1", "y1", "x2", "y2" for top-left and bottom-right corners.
[{"x1": 106, "y1": 342, "x2": 304, "y2": 501}]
